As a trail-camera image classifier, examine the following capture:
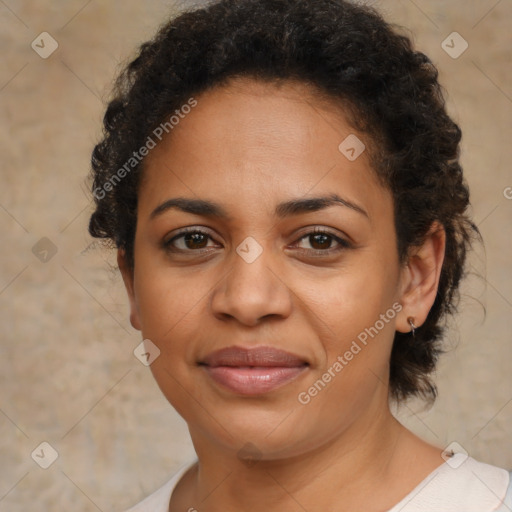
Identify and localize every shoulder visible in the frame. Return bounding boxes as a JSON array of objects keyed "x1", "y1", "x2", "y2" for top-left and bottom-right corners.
[
  {"x1": 495, "y1": 467, "x2": 512, "y2": 512},
  {"x1": 122, "y1": 460, "x2": 198, "y2": 512},
  {"x1": 388, "y1": 454, "x2": 511, "y2": 512}
]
